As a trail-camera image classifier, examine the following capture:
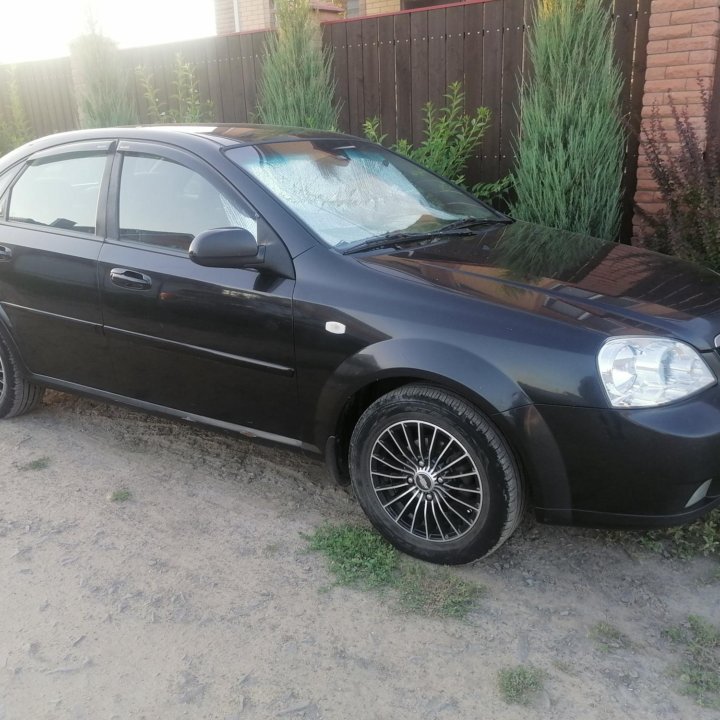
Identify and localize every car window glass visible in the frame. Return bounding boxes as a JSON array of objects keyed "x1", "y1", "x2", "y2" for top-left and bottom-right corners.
[
  {"x1": 228, "y1": 141, "x2": 495, "y2": 248},
  {"x1": 0, "y1": 168, "x2": 21, "y2": 218},
  {"x1": 8, "y1": 154, "x2": 106, "y2": 234},
  {"x1": 118, "y1": 154, "x2": 256, "y2": 252}
]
